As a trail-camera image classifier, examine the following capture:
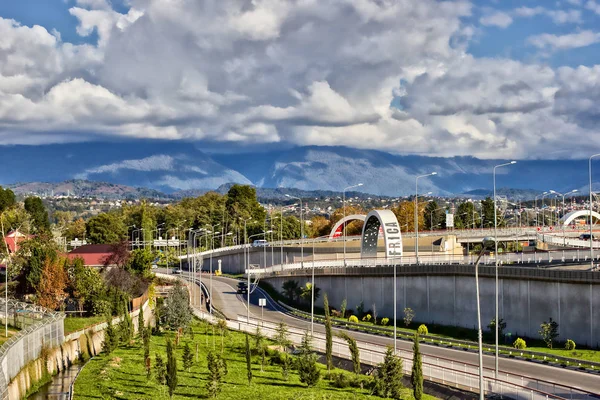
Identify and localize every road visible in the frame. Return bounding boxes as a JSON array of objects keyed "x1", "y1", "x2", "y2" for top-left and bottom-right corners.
[{"x1": 203, "y1": 273, "x2": 600, "y2": 397}]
